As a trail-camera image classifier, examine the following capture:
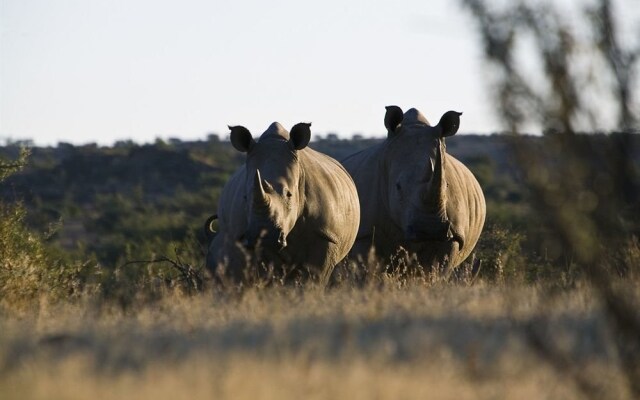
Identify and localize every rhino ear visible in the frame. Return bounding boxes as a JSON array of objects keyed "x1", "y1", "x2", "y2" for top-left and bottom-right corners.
[
  {"x1": 290, "y1": 122, "x2": 311, "y2": 150},
  {"x1": 229, "y1": 125, "x2": 255, "y2": 152},
  {"x1": 437, "y1": 111, "x2": 462, "y2": 137},
  {"x1": 384, "y1": 105, "x2": 404, "y2": 136}
]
